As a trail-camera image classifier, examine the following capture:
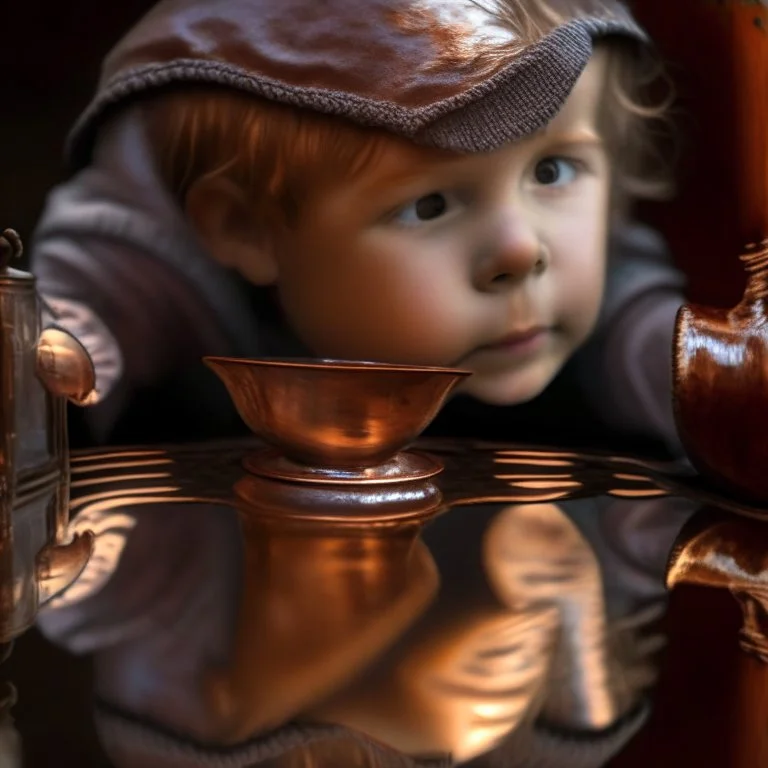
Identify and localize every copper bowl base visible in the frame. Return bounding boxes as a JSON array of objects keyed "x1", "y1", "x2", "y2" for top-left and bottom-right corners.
[{"x1": 244, "y1": 448, "x2": 443, "y2": 485}]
